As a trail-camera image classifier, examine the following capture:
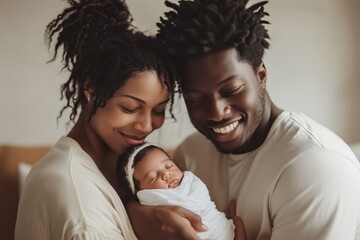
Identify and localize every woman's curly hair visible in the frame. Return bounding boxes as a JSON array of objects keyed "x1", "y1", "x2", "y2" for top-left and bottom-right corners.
[
  {"x1": 45, "y1": 0, "x2": 178, "y2": 123},
  {"x1": 157, "y1": 0, "x2": 270, "y2": 72}
]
